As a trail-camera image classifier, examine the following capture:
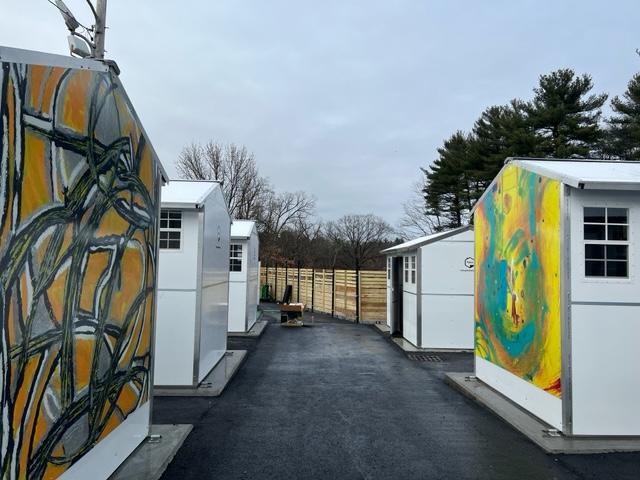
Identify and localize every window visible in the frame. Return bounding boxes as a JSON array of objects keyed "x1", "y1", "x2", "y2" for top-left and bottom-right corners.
[
  {"x1": 230, "y1": 244, "x2": 243, "y2": 272},
  {"x1": 584, "y1": 207, "x2": 629, "y2": 278},
  {"x1": 411, "y1": 256, "x2": 416, "y2": 284},
  {"x1": 404, "y1": 256, "x2": 409, "y2": 283},
  {"x1": 160, "y1": 209, "x2": 181, "y2": 249},
  {"x1": 387, "y1": 257, "x2": 391, "y2": 280}
]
